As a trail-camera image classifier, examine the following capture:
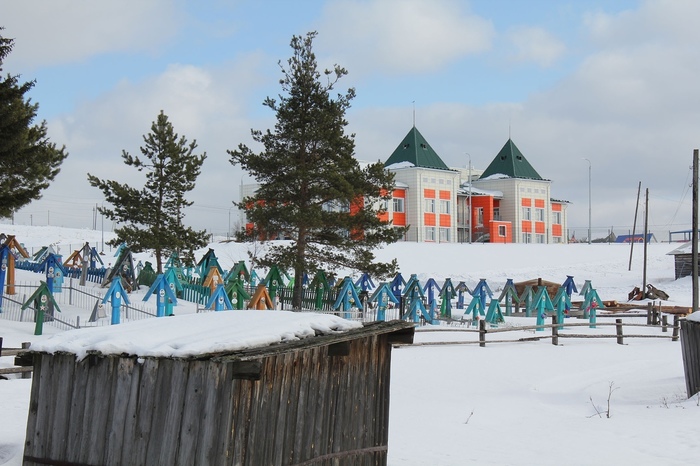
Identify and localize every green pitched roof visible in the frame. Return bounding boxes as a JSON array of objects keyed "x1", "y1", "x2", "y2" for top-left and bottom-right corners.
[
  {"x1": 385, "y1": 127, "x2": 450, "y2": 170},
  {"x1": 479, "y1": 139, "x2": 543, "y2": 180}
]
